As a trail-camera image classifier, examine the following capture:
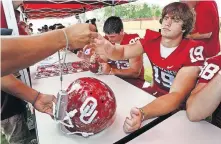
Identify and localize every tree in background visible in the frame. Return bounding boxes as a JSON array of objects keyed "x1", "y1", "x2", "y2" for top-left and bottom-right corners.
[{"x1": 104, "y1": 3, "x2": 162, "y2": 19}]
